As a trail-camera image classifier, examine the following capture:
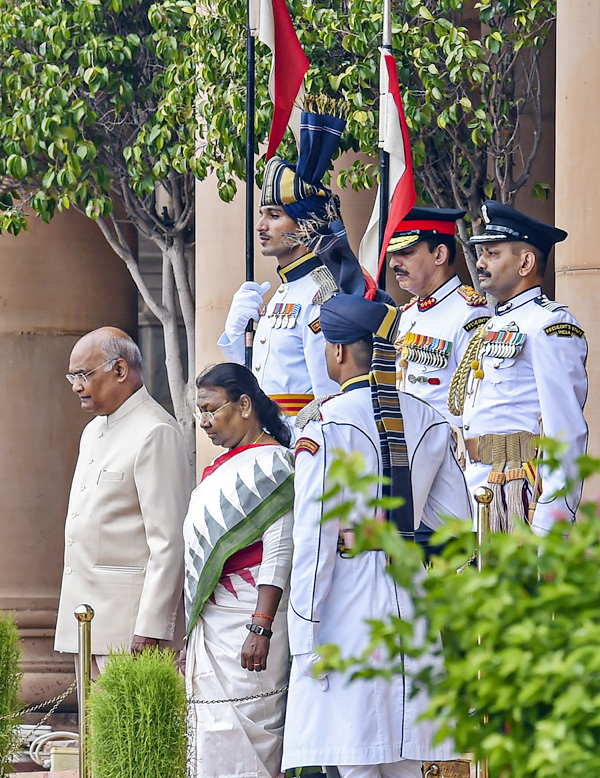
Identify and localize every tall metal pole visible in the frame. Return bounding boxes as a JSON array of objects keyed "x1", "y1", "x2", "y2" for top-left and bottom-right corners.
[
  {"x1": 474, "y1": 487, "x2": 492, "y2": 778},
  {"x1": 75, "y1": 604, "x2": 94, "y2": 778},
  {"x1": 378, "y1": 0, "x2": 393, "y2": 290},
  {"x1": 245, "y1": 0, "x2": 257, "y2": 369}
]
